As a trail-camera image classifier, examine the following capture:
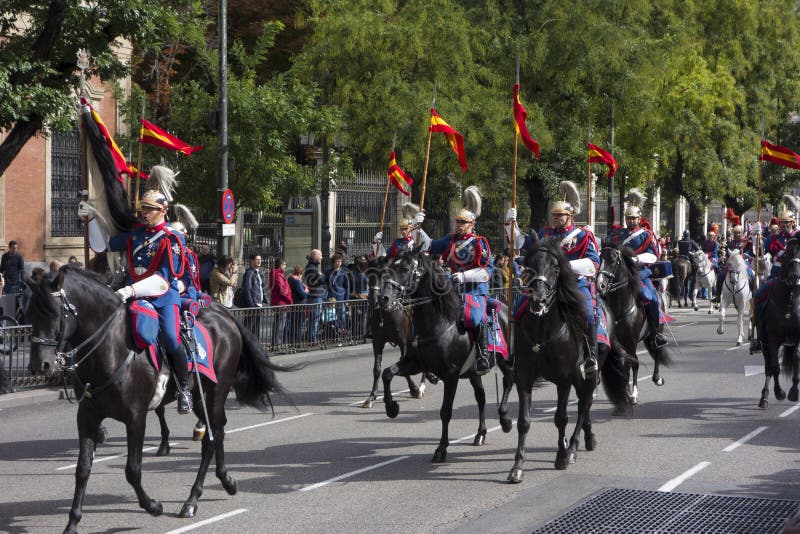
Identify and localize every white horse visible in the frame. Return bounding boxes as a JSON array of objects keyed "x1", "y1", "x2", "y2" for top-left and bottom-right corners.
[
  {"x1": 689, "y1": 249, "x2": 717, "y2": 313},
  {"x1": 716, "y1": 250, "x2": 752, "y2": 346},
  {"x1": 756, "y1": 252, "x2": 772, "y2": 288}
]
